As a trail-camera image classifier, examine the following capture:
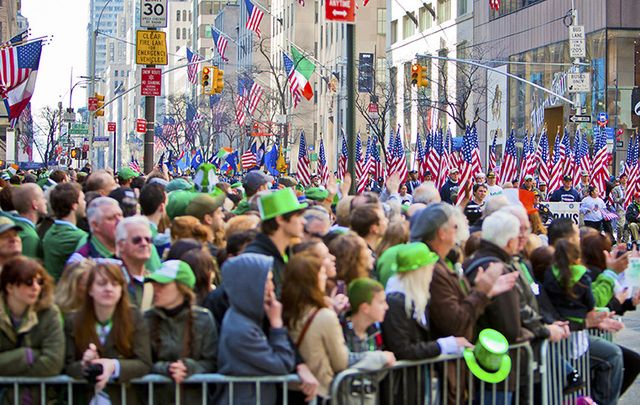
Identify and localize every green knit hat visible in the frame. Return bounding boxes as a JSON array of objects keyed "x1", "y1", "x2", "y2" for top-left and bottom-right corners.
[
  {"x1": 258, "y1": 188, "x2": 308, "y2": 220},
  {"x1": 348, "y1": 278, "x2": 384, "y2": 314},
  {"x1": 305, "y1": 187, "x2": 329, "y2": 201},
  {"x1": 166, "y1": 190, "x2": 198, "y2": 219},
  {"x1": 146, "y1": 260, "x2": 195, "y2": 289}
]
